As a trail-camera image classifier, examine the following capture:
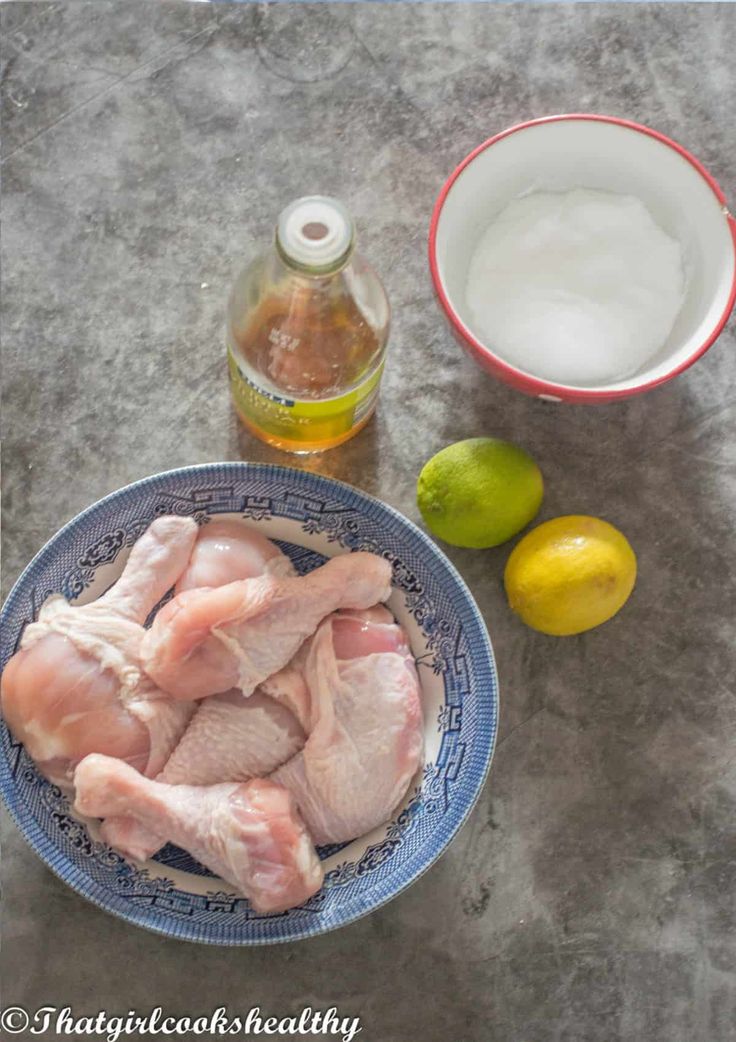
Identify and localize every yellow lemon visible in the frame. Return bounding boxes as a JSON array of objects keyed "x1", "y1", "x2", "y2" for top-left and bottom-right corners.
[
  {"x1": 504, "y1": 515, "x2": 637, "y2": 635},
  {"x1": 417, "y1": 438, "x2": 543, "y2": 548}
]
